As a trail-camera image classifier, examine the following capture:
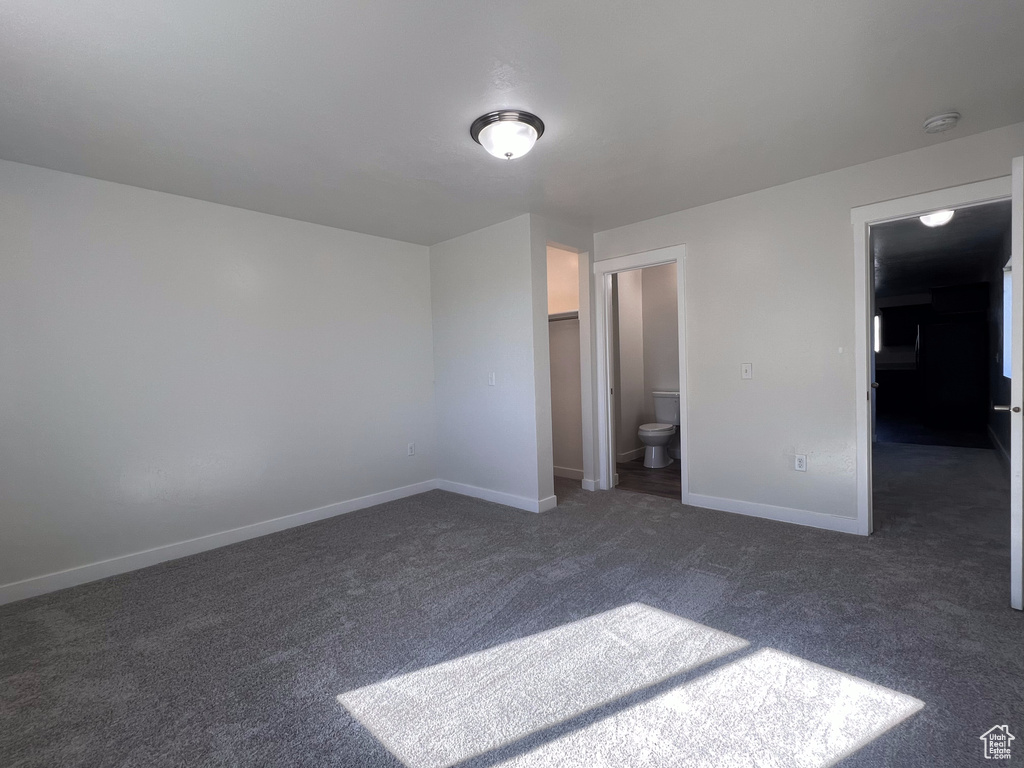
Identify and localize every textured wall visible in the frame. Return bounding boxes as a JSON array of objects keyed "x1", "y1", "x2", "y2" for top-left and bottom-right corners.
[
  {"x1": 595, "y1": 123, "x2": 1024, "y2": 517},
  {"x1": 614, "y1": 271, "x2": 646, "y2": 458},
  {"x1": 430, "y1": 215, "x2": 545, "y2": 505},
  {"x1": 642, "y1": 262, "x2": 680, "y2": 418},
  {"x1": 0, "y1": 160, "x2": 436, "y2": 587},
  {"x1": 550, "y1": 318, "x2": 584, "y2": 475}
]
